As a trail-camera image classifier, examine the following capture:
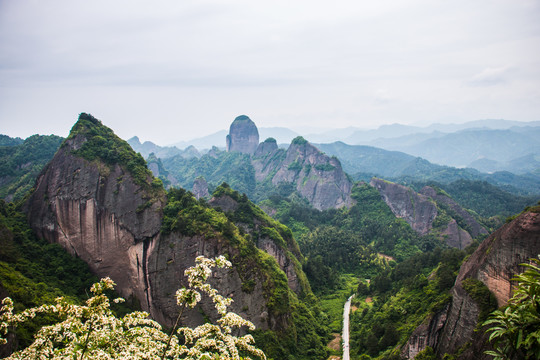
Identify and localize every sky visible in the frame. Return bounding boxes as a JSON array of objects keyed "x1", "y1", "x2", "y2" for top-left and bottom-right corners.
[{"x1": 1, "y1": 0, "x2": 539, "y2": 145}]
